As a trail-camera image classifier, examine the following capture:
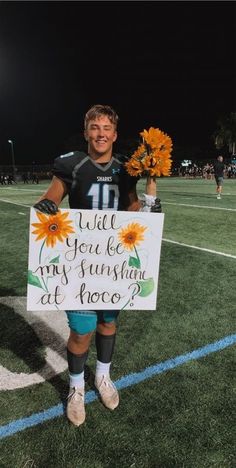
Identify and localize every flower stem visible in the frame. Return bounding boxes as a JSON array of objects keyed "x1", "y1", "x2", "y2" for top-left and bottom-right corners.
[
  {"x1": 134, "y1": 245, "x2": 140, "y2": 263},
  {"x1": 39, "y1": 239, "x2": 46, "y2": 265},
  {"x1": 39, "y1": 239, "x2": 48, "y2": 292}
]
